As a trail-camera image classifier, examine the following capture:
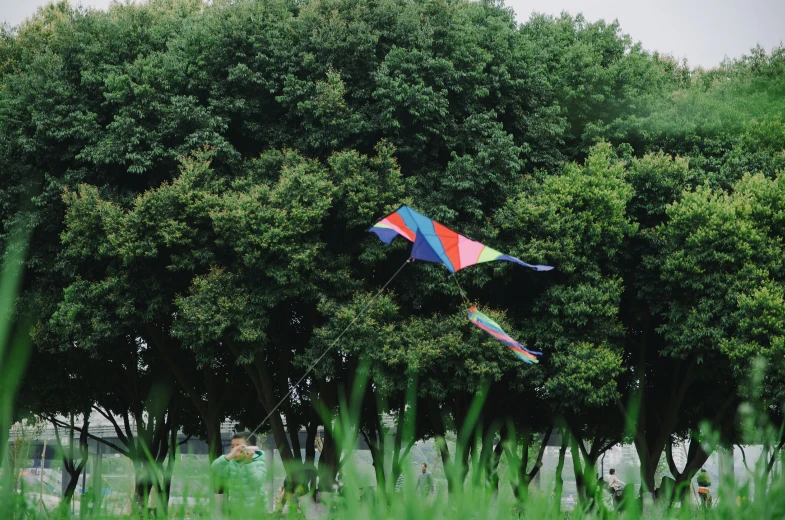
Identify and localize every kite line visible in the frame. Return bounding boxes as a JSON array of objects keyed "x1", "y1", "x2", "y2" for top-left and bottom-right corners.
[
  {"x1": 452, "y1": 273, "x2": 470, "y2": 304},
  {"x1": 248, "y1": 257, "x2": 411, "y2": 439}
]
